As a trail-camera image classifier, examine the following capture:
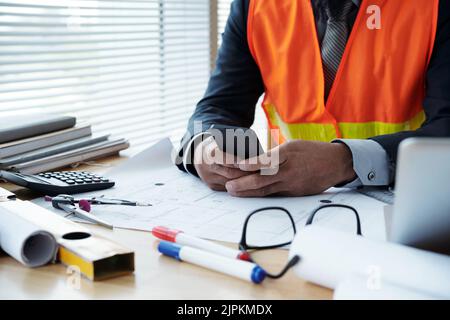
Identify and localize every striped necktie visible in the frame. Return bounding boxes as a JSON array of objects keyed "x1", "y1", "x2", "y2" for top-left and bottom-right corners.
[{"x1": 321, "y1": 1, "x2": 354, "y2": 100}]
